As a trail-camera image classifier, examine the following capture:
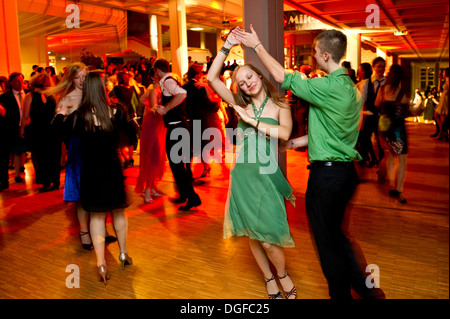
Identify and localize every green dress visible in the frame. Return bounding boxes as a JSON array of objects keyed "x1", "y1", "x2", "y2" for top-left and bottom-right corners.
[{"x1": 224, "y1": 118, "x2": 296, "y2": 247}]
